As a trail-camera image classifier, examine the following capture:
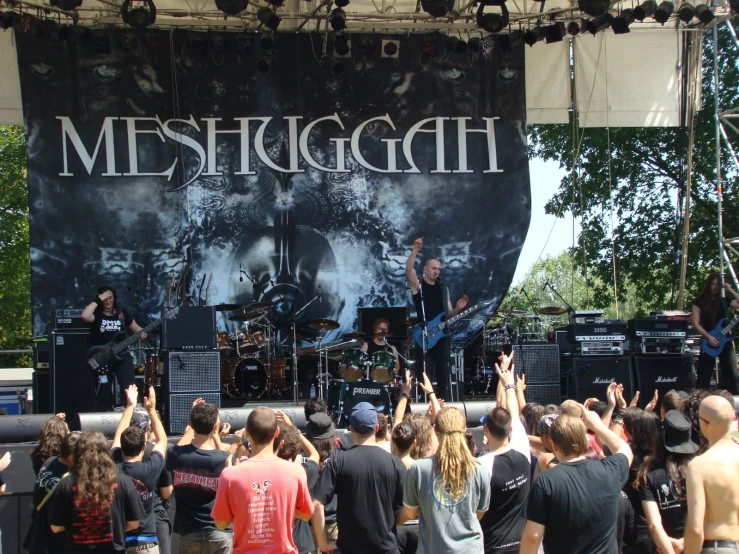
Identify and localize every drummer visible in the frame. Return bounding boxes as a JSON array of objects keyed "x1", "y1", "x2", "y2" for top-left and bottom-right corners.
[{"x1": 361, "y1": 318, "x2": 401, "y2": 374}]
